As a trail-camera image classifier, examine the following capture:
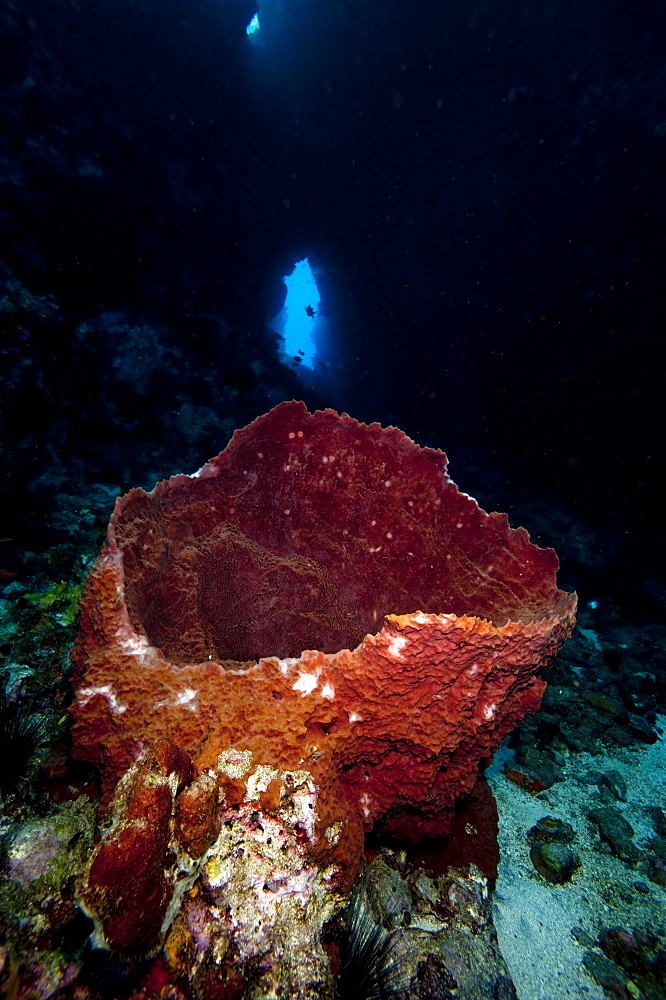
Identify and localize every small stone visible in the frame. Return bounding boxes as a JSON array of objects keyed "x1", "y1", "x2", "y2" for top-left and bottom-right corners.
[
  {"x1": 558, "y1": 720, "x2": 591, "y2": 753},
  {"x1": 527, "y1": 816, "x2": 575, "y2": 844},
  {"x1": 577, "y1": 769, "x2": 603, "y2": 786},
  {"x1": 646, "y1": 806, "x2": 666, "y2": 837},
  {"x1": 582, "y1": 951, "x2": 629, "y2": 994},
  {"x1": 541, "y1": 684, "x2": 578, "y2": 712},
  {"x1": 599, "y1": 928, "x2": 642, "y2": 974},
  {"x1": 600, "y1": 770, "x2": 627, "y2": 802},
  {"x1": 509, "y1": 747, "x2": 563, "y2": 791},
  {"x1": 627, "y1": 715, "x2": 658, "y2": 744},
  {"x1": 588, "y1": 807, "x2": 640, "y2": 864},
  {"x1": 583, "y1": 691, "x2": 626, "y2": 717},
  {"x1": 647, "y1": 832, "x2": 666, "y2": 864},
  {"x1": 572, "y1": 927, "x2": 596, "y2": 948},
  {"x1": 607, "y1": 724, "x2": 636, "y2": 748},
  {"x1": 529, "y1": 842, "x2": 579, "y2": 883},
  {"x1": 631, "y1": 881, "x2": 649, "y2": 895},
  {"x1": 594, "y1": 784, "x2": 619, "y2": 806},
  {"x1": 505, "y1": 767, "x2": 544, "y2": 794},
  {"x1": 647, "y1": 857, "x2": 666, "y2": 887}
]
